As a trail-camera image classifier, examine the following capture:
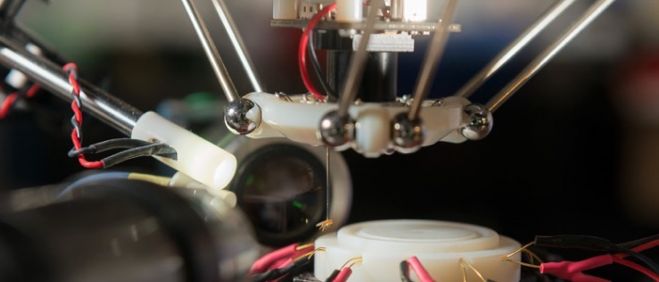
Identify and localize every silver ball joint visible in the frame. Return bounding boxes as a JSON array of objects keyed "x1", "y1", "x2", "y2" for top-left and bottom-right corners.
[
  {"x1": 461, "y1": 104, "x2": 493, "y2": 141},
  {"x1": 224, "y1": 98, "x2": 262, "y2": 135},
  {"x1": 318, "y1": 111, "x2": 355, "y2": 150},
  {"x1": 391, "y1": 113, "x2": 424, "y2": 154}
]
